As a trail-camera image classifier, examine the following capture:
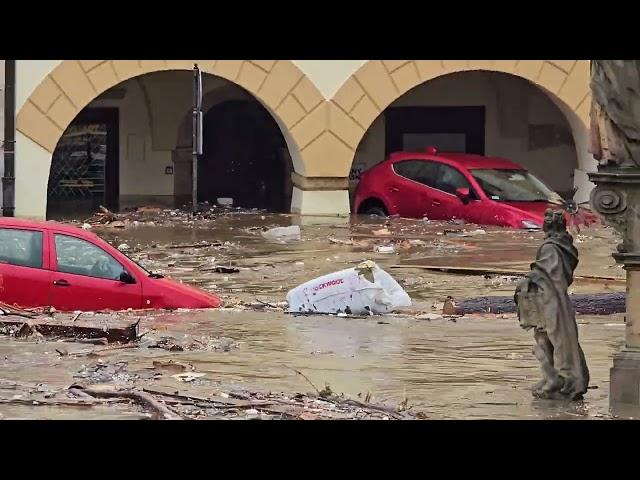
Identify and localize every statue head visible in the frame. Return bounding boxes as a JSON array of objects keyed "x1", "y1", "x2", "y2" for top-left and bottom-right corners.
[{"x1": 543, "y1": 209, "x2": 567, "y2": 235}]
